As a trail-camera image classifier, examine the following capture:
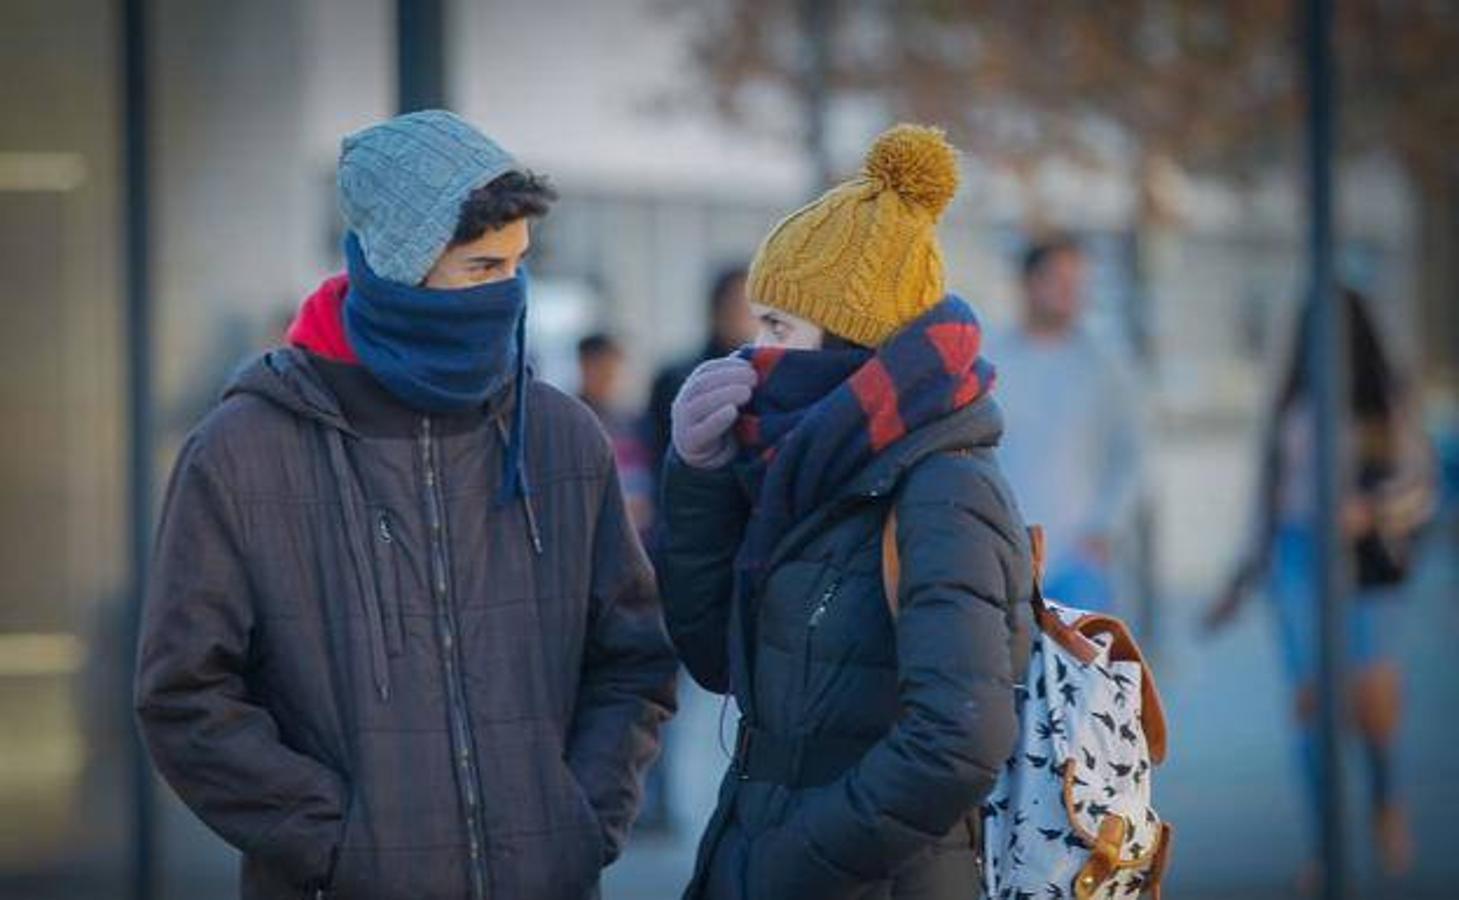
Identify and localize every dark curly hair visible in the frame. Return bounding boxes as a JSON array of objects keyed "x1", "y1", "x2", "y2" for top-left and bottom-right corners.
[{"x1": 451, "y1": 170, "x2": 558, "y2": 245}]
